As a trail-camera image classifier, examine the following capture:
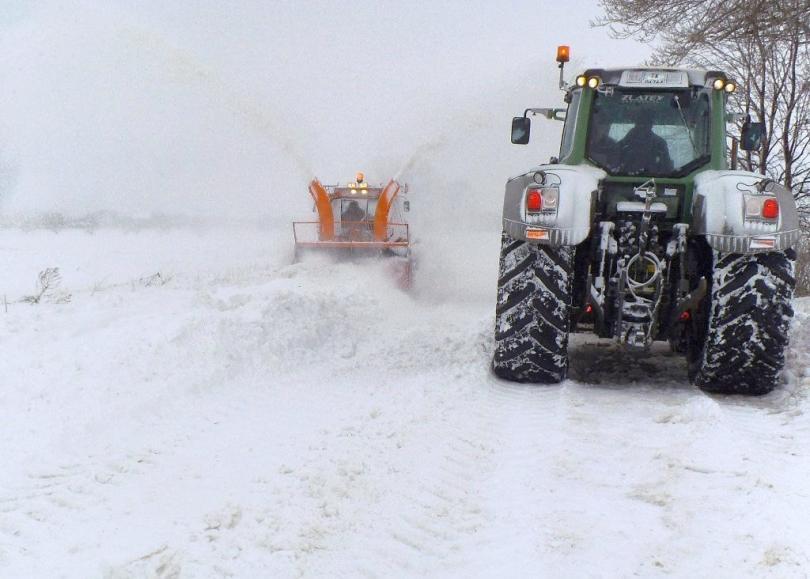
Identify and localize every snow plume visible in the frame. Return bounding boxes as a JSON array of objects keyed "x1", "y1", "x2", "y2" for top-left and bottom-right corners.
[
  {"x1": 0, "y1": 2, "x2": 311, "y2": 222},
  {"x1": 379, "y1": 76, "x2": 564, "y2": 302},
  {"x1": 0, "y1": 1, "x2": 647, "y2": 227},
  {"x1": 3, "y1": 5, "x2": 306, "y2": 220},
  {"x1": 118, "y1": 27, "x2": 316, "y2": 180}
]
